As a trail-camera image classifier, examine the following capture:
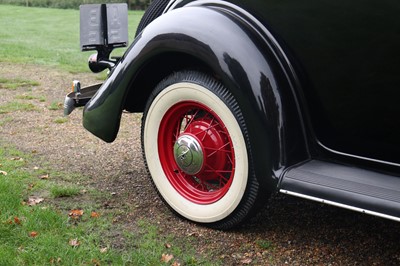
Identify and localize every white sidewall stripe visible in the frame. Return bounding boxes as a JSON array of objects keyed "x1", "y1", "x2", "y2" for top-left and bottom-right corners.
[{"x1": 144, "y1": 82, "x2": 248, "y2": 223}]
